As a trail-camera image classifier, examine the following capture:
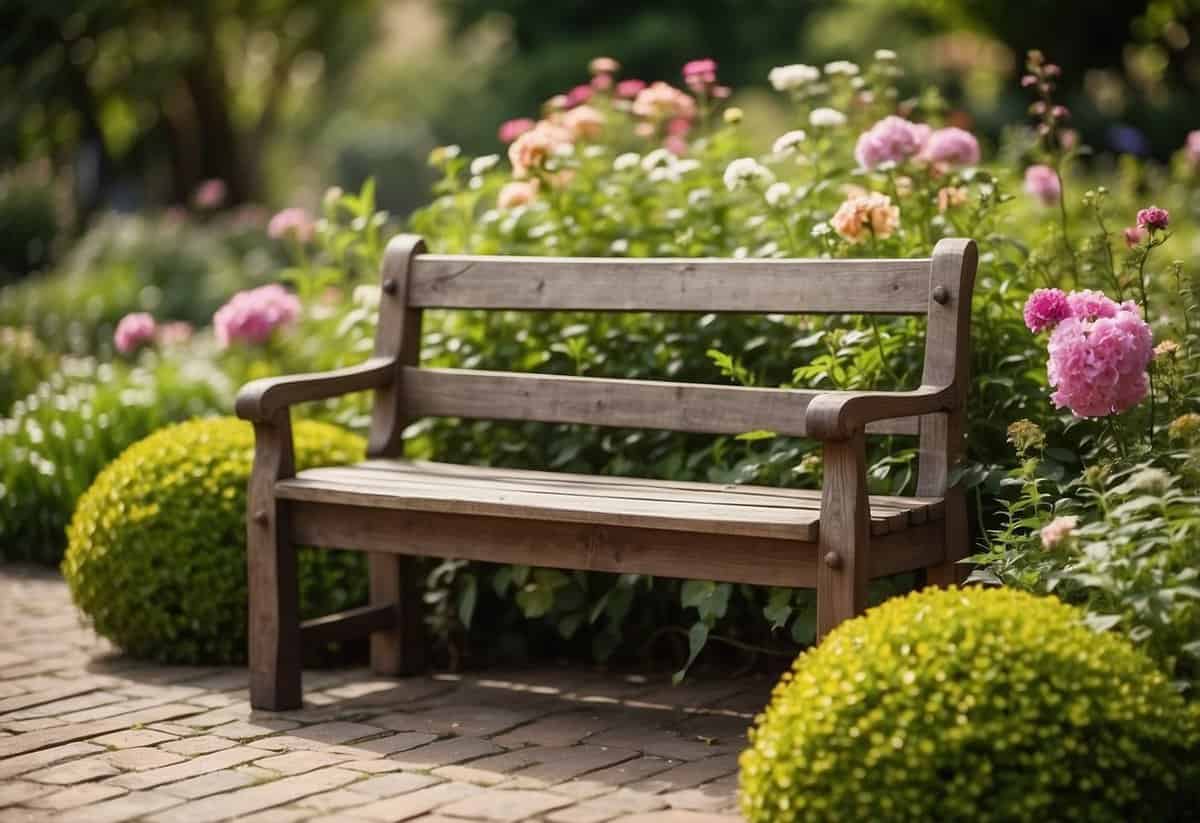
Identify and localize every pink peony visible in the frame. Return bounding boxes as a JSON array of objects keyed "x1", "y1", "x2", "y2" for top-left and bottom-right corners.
[
  {"x1": 632, "y1": 82, "x2": 697, "y2": 122},
  {"x1": 498, "y1": 118, "x2": 536, "y2": 144},
  {"x1": 1040, "y1": 515, "x2": 1078, "y2": 549},
  {"x1": 497, "y1": 180, "x2": 539, "y2": 209},
  {"x1": 853, "y1": 116, "x2": 930, "y2": 169},
  {"x1": 267, "y1": 207, "x2": 315, "y2": 243},
  {"x1": 192, "y1": 179, "x2": 227, "y2": 210},
  {"x1": 616, "y1": 79, "x2": 647, "y2": 99},
  {"x1": 1045, "y1": 297, "x2": 1153, "y2": 418},
  {"x1": 1123, "y1": 225, "x2": 1148, "y2": 248},
  {"x1": 1024, "y1": 164, "x2": 1060, "y2": 205},
  {"x1": 920, "y1": 127, "x2": 981, "y2": 167},
  {"x1": 1023, "y1": 288, "x2": 1071, "y2": 332},
  {"x1": 1136, "y1": 205, "x2": 1169, "y2": 232},
  {"x1": 213, "y1": 284, "x2": 302, "y2": 347},
  {"x1": 114, "y1": 312, "x2": 157, "y2": 354}
]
